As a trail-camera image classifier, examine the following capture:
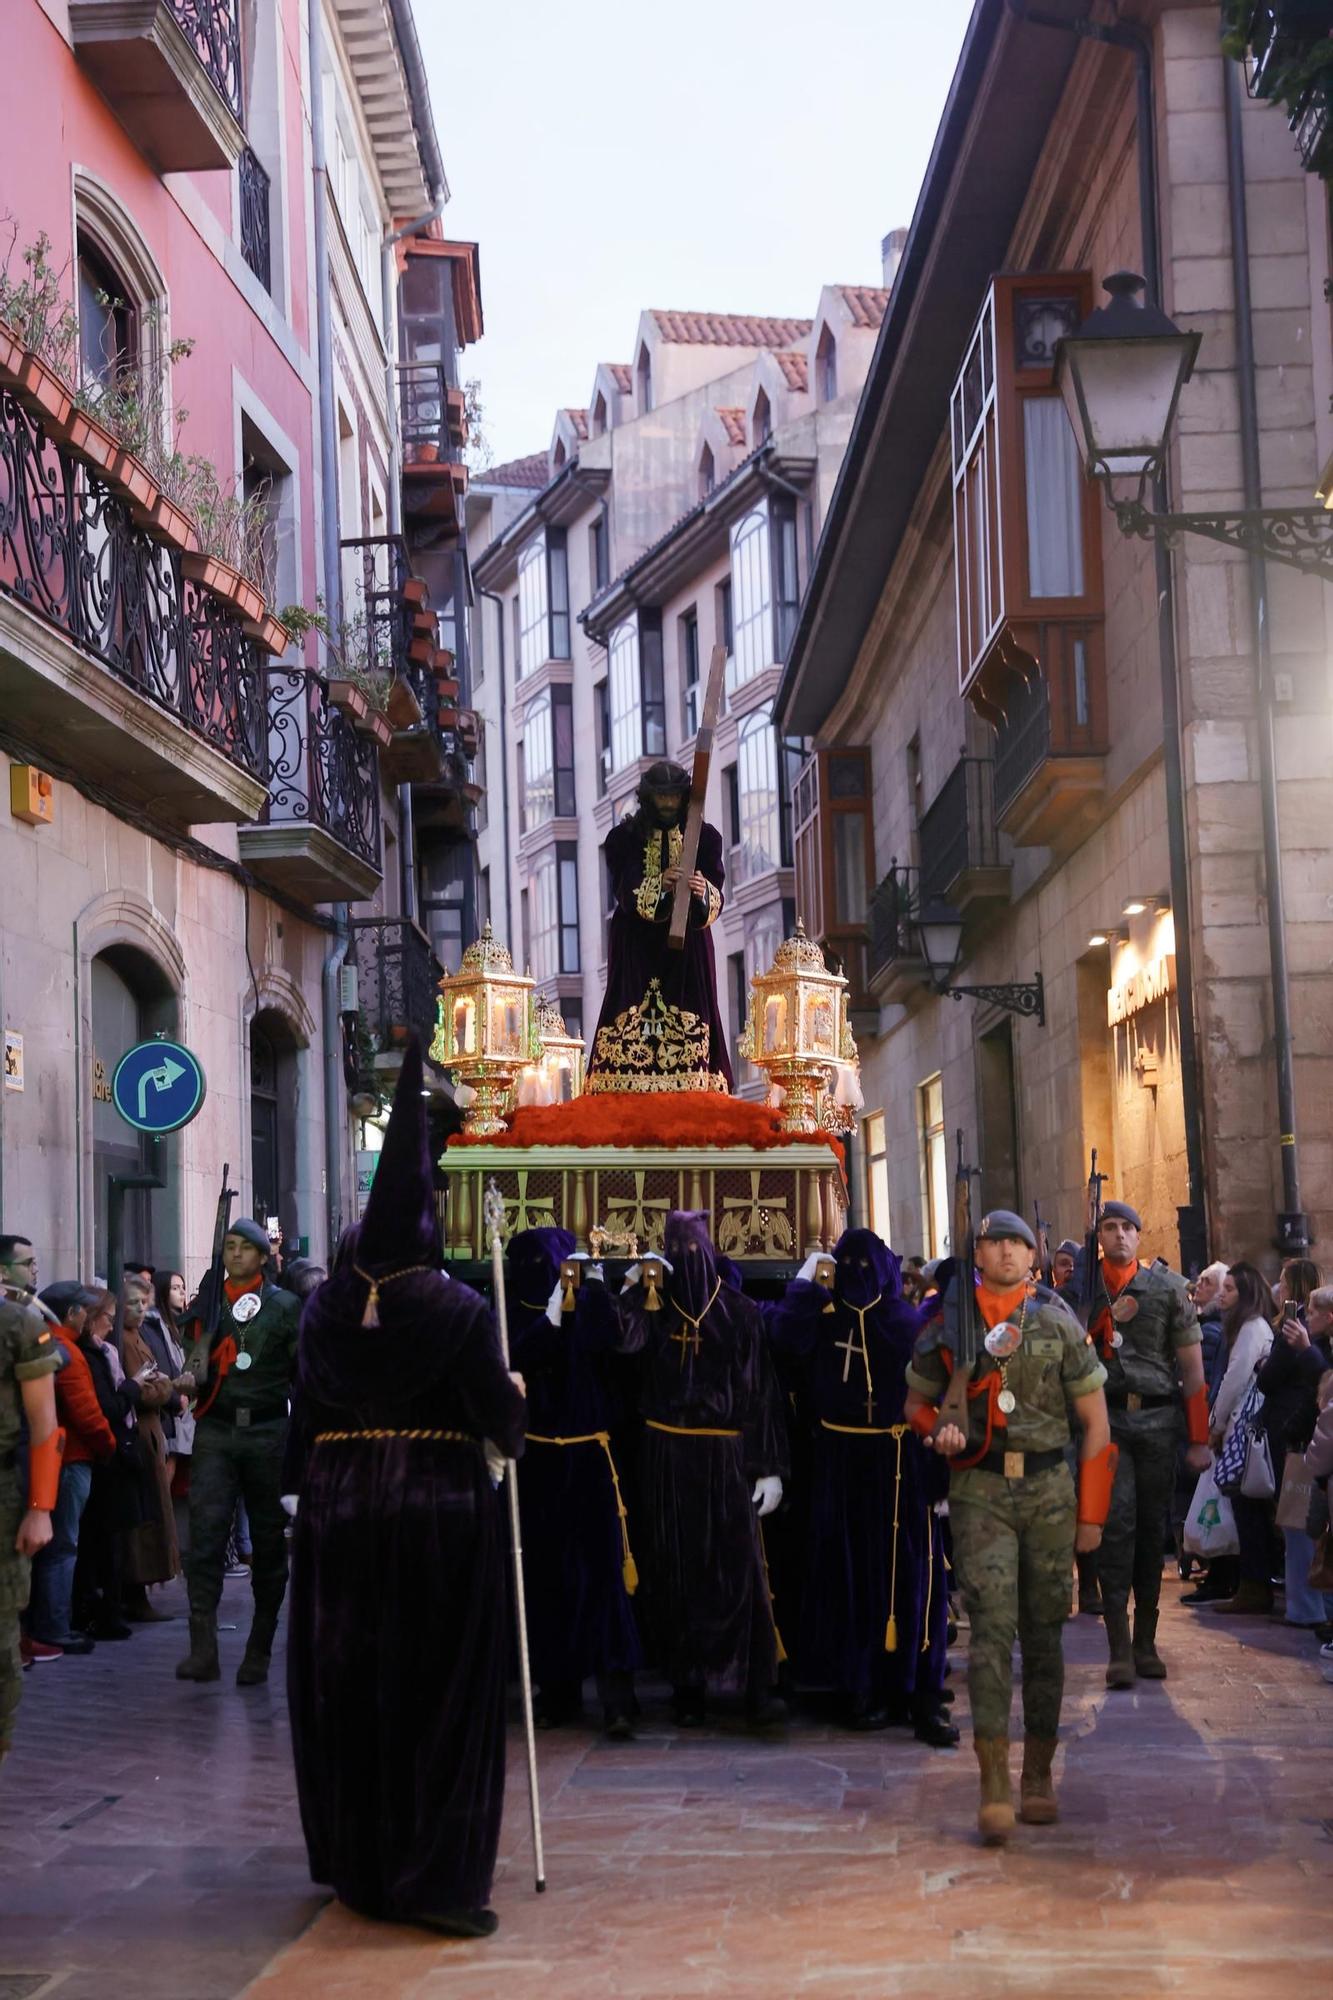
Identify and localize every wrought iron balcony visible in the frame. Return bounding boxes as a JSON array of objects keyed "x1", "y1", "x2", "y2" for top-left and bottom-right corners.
[
  {"x1": 238, "y1": 146, "x2": 272, "y2": 293},
  {"x1": 991, "y1": 643, "x2": 1106, "y2": 850},
  {"x1": 69, "y1": 0, "x2": 245, "y2": 172},
  {"x1": 918, "y1": 755, "x2": 1009, "y2": 914},
  {"x1": 349, "y1": 917, "x2": 443, "y2": 1058},
  {"x1": 398, "y1": 364, "x2": 468, "y2": 522},
  {"x1": 1241, "y1": 4, "x2": 1332, "y2": 178},
  {"x1": 239, "y1": 668, "x2": 382, "y2": 903},
  {"x1": 867, "y1": 863, "x2": 930, "y2": 1005},
  {"x1": 0, "y1": 384, "x2": 267, "y2": 826}
]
